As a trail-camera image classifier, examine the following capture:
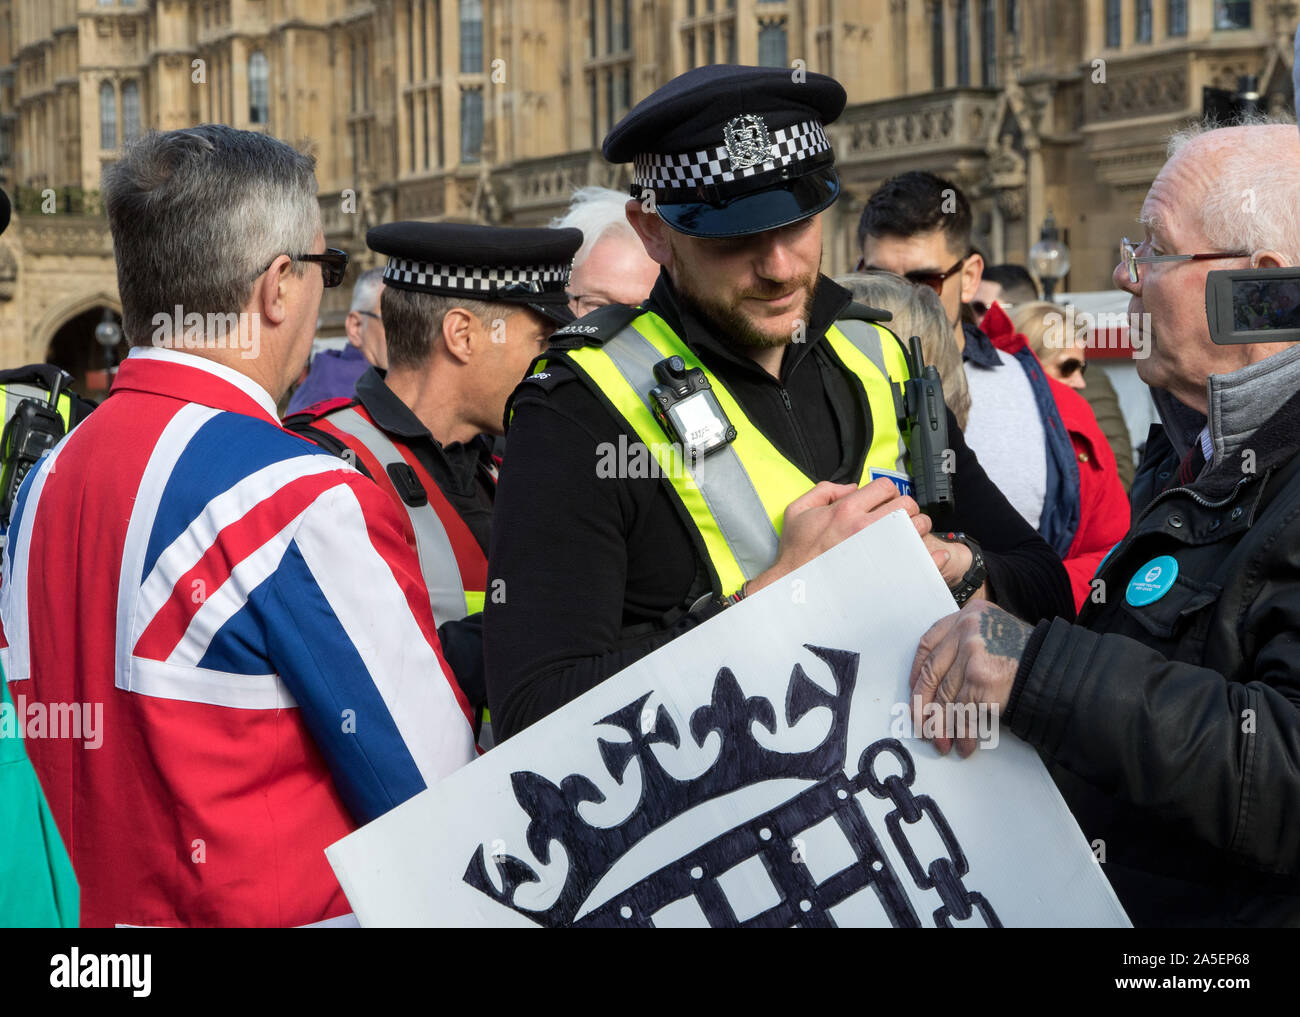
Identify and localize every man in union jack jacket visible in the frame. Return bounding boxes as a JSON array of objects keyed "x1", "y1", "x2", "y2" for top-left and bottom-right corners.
[{"x1": 0, "y1": 125, "x2": 475, "y2": 927}]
